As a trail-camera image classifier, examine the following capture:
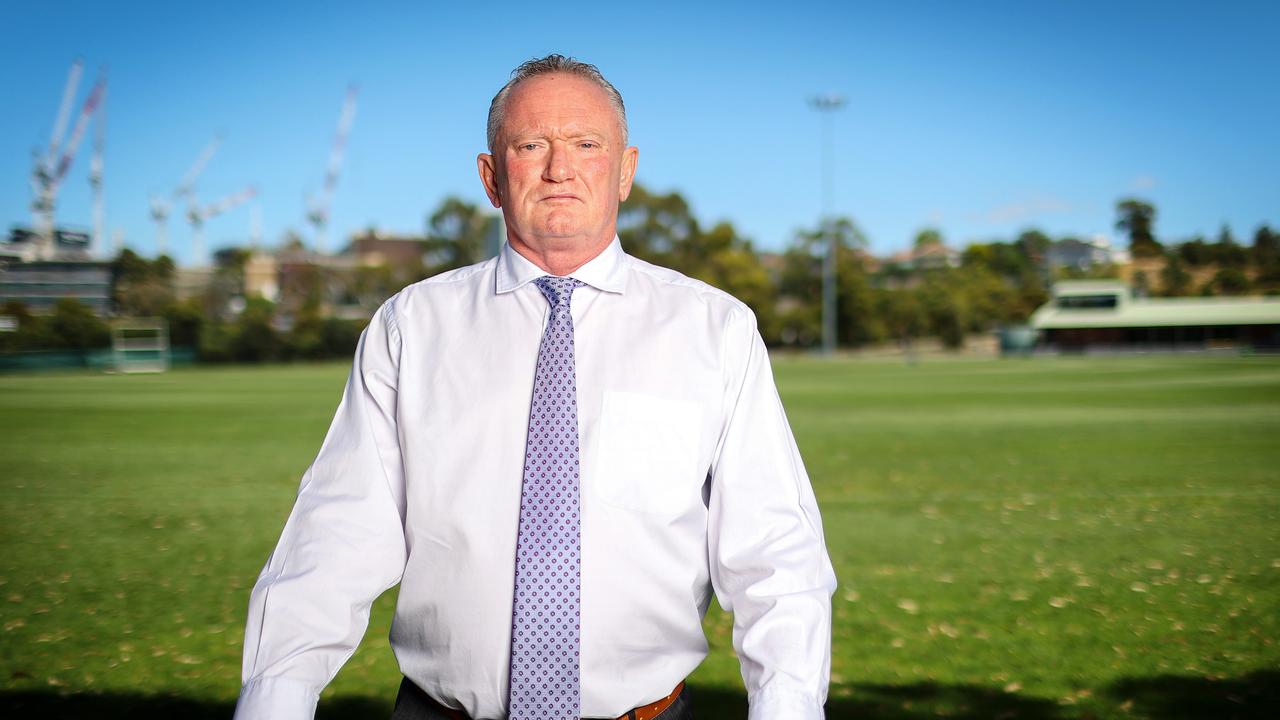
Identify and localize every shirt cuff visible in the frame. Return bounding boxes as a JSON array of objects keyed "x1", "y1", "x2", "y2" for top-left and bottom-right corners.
[
  {"x1": 233, "y1": 676, "x2": 322, "y2": 720},
  {"x1": 747, "y1": 683, "x2": 826, "y2": 720}
]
